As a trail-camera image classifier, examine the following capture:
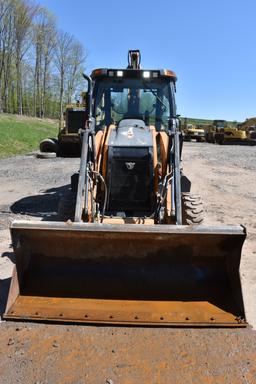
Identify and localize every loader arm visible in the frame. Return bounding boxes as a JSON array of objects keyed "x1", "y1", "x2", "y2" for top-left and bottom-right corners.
[
  {"x1": 75, "y1": 74, "x2": 95, "y2": 222},
  {"x1": 74, "y1": 128, "x2": 95, "y2": 222},
  {"x1": 169, "y1": 118, "x2": 183, "y2": 225}
]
